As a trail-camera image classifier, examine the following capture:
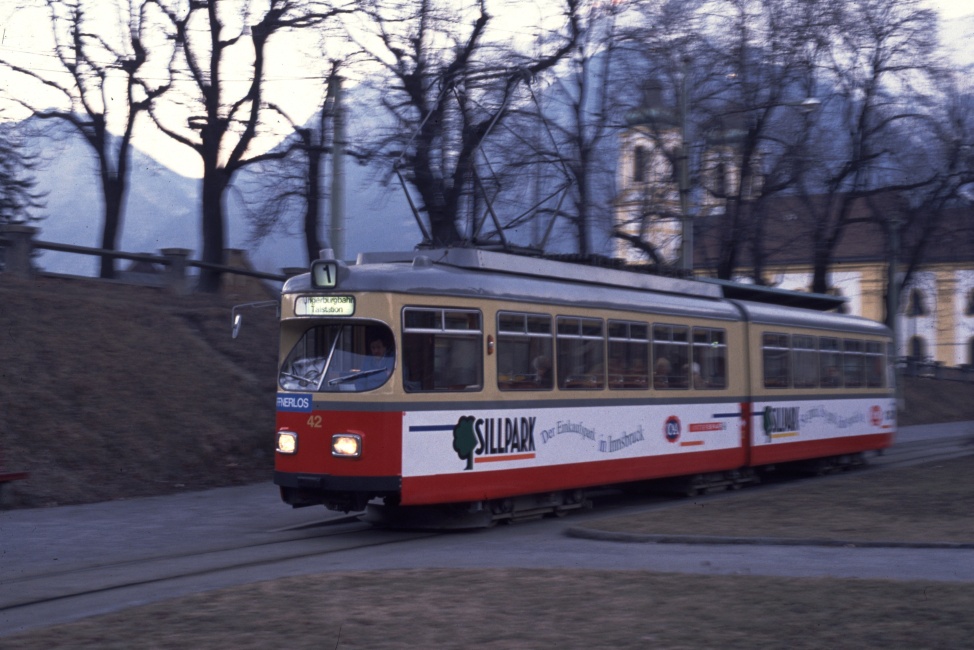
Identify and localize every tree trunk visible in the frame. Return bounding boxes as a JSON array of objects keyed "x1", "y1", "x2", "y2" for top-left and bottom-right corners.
[
  {"x1": 428, "y1": 211, "x2": 462, "y2": 246},
  {"x1": 198, "y1": 167, "x2": 230, "y2": 293},
  {"x1": 99, "y1": 176, "x2": 124, "y2": 279}
]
